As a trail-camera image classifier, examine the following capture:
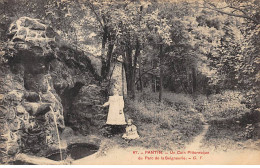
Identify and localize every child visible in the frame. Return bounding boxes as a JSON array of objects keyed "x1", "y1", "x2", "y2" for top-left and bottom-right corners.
[
  {"x1": 122, "y1": 119, "x2": 140, "y2": 140},
  {"x1": 102, "y1": 92, "x2": 126, "y2": 125},
  {"x1": 102, "y1": 91, "x2": 126, "y2": 136}
]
